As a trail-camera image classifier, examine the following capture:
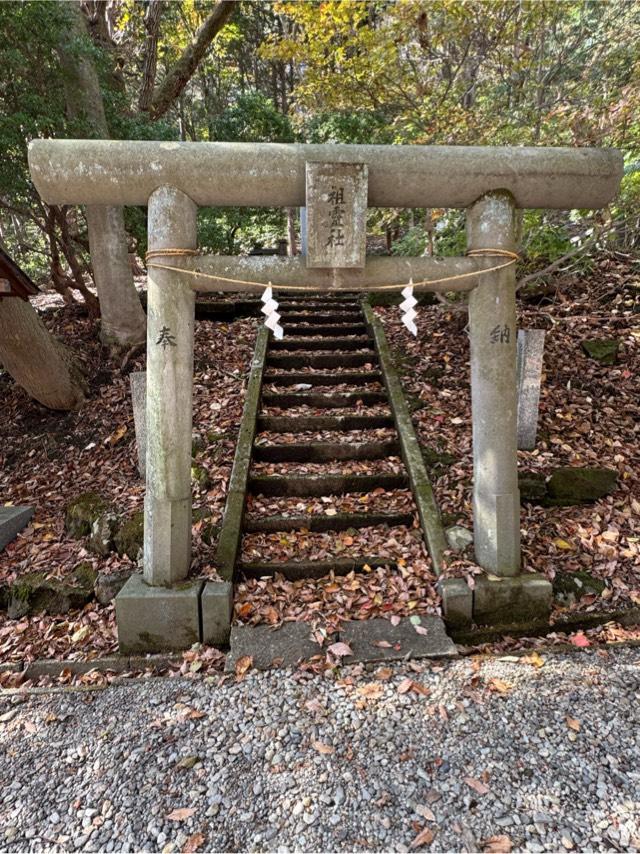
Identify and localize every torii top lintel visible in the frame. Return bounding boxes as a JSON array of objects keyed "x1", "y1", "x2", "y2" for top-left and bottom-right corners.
[{"x1": 28, "y1": 140, "x2": 622, "y2": 211}]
